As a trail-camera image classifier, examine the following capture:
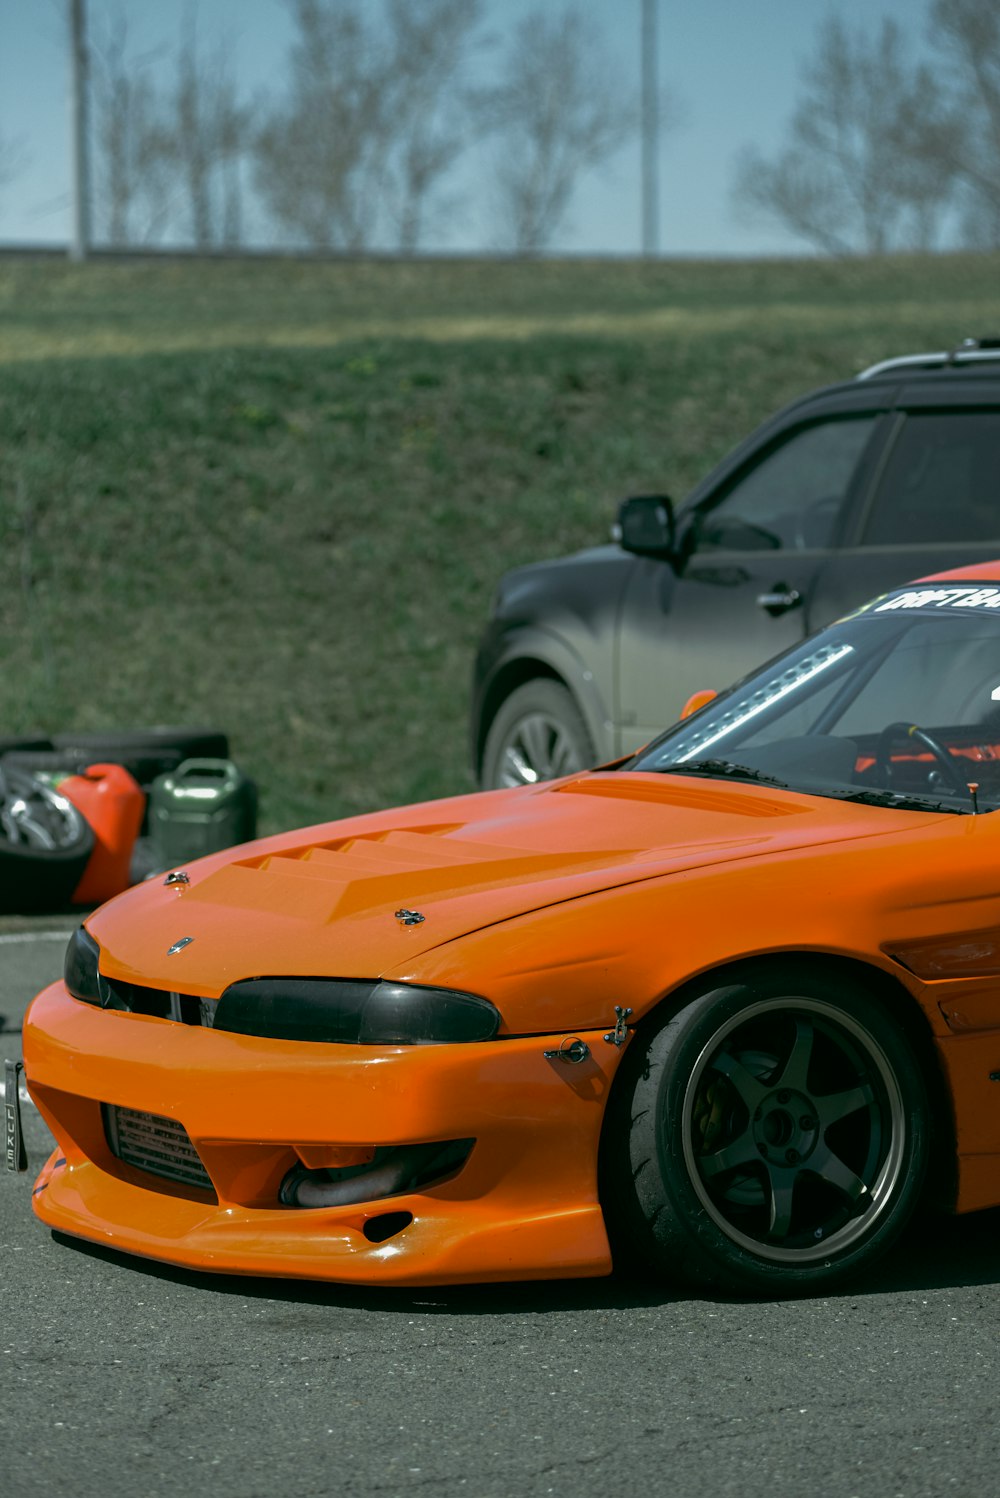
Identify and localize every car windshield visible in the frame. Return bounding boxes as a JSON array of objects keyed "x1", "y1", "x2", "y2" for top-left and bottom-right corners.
[{"x1": 628, "y1": 582, "x2": 1000, "y2": 815}]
